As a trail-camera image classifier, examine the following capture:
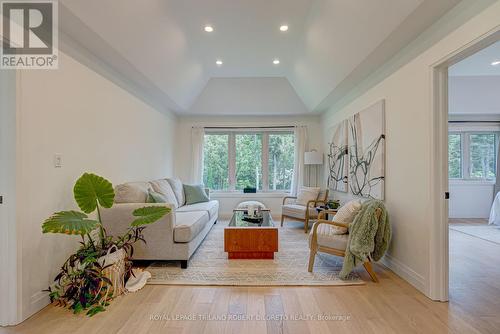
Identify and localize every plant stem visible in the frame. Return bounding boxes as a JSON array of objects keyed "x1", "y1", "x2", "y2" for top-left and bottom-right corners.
[
  {"x1": 86, "y1": 233, "x2": 96, "y2": 250},
  {"x1": 95, "y1": 204, "x2": 105, "y2": 249}
]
